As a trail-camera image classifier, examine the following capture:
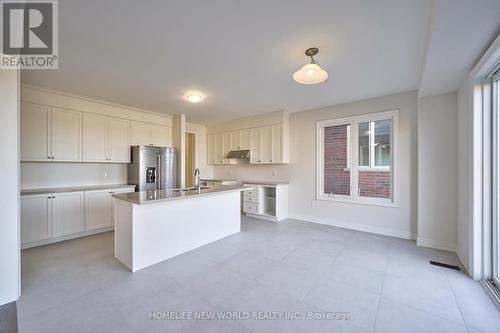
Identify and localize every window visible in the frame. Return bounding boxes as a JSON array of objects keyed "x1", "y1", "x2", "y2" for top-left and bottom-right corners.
[{"x1": 317, "y1": 110, "x2": 398, "y2": 205}]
